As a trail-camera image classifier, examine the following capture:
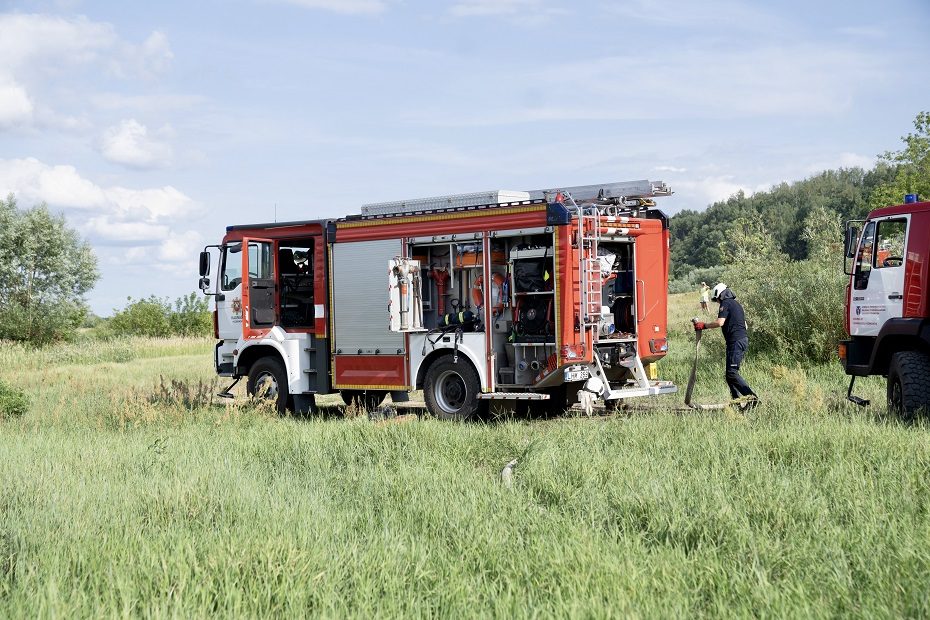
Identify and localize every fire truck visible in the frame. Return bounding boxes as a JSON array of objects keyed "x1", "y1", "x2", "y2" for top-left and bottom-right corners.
[
  {"x1": 198, "y1": 179, "x2": 677, "y2": 418},
  {"x1": 841, "y1": 194, "x2": 930, "y2": 419}
]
